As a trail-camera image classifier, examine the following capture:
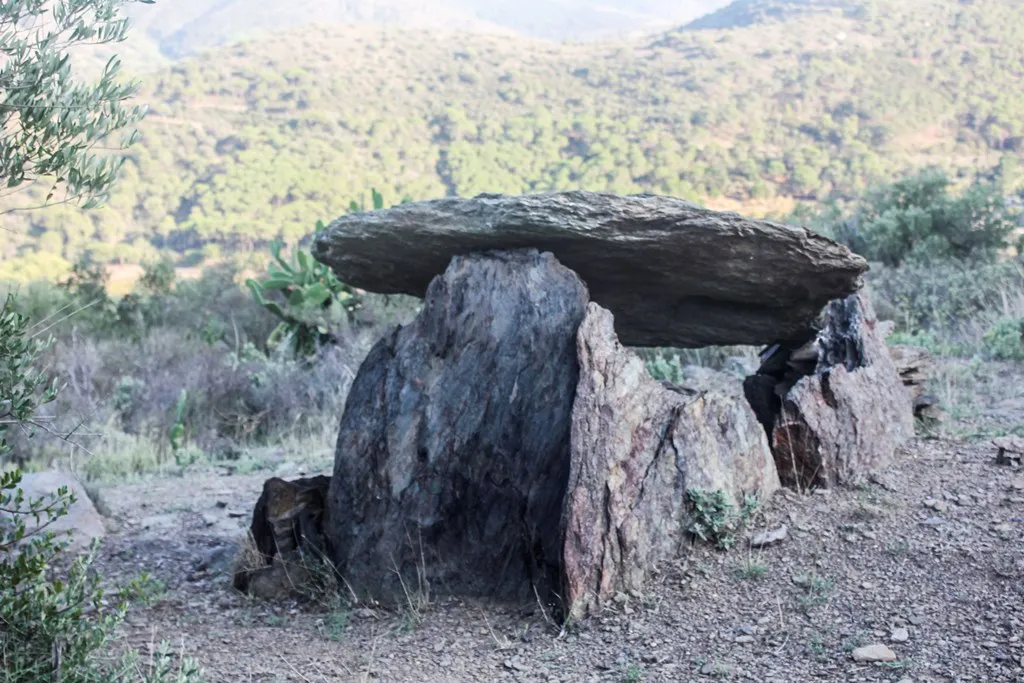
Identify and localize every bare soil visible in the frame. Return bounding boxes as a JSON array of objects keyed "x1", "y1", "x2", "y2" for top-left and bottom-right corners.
[{"x1": 92, "y1": 437, "x2": 1024, "y2": 683}]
